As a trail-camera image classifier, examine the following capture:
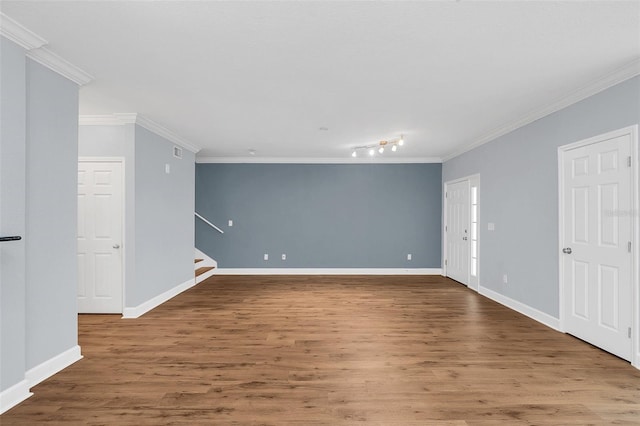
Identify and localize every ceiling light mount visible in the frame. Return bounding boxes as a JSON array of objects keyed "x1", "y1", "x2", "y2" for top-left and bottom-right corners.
[{"x1": 351, "y1": 135, "x2": 405, "y2": 158}]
